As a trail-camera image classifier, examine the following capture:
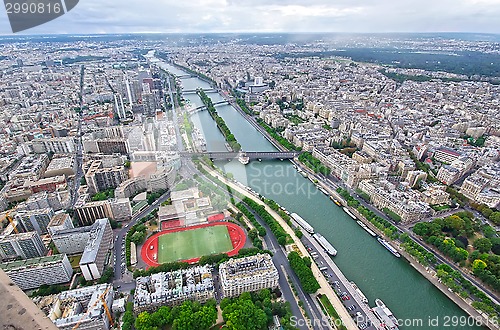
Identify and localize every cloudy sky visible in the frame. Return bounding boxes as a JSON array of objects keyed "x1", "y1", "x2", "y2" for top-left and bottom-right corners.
[{"x1": 1, "y1": 0, "x2": 500, "y2": 35}]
